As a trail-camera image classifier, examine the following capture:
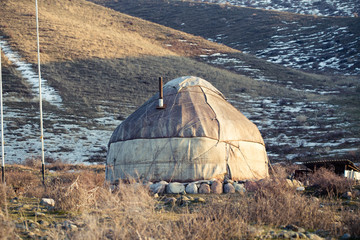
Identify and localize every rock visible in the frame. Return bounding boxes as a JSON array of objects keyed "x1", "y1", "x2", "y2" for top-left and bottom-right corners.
[
  {"x1": 234, "y1": 183, "x2": 246, "y2": 193},
  {"x1": 62, "y1": 221, "x2": 78, "y2": 231},
  {"x1": 292, "y1": 179, "x2": 303, "y2": 187},
  {"x1": 187, "y1": 196, "x2": 194, "y2": 201},
  {"x1": 340, "y1": 233, "x2": 351, "y2": 239},
  {"x1": 298, "y1": 227, "x2": 306, "y2": 233},
  {"x1": 342, "y1": 192, "x2": 352, "y2": 200},
  {"x1": 296, "y1": 186, "x2": 305, "y2": 191},
  {"x1": 15, "y1": 223, "x2": 27, "y2": 230},
  {"x1": 285, "y1": 224, "x2": 305, "y2": 233},
  {"x1": 185, "y1": 182, "x2": 198, "y2": 194},
  {"x1": 278, "y1": 231, "x2": 291, "y2": 239},
  {"x1": 40, "y1": 198, "x2": 55, "y2": 207},
  {"x1": 224, "y1": 183, "x2": 235, "y2": 193},
  {"x1": 192, "y1": 180, "x2": 211, "y2": 187},
  {"x1": 28, "y1": 222, "x2": 38, "y2": 229},
  {"x1": 179, "y1": 196, "x2": 190, "y2": 201},
  {"x1": 298, "y1": 232, "x2": 307, "y2": 238},
  {"x1": 25, "y1": 231, "x2": 36, "y2": 239},
  {"x1": 177, "y1": 196, "x2": 191, "y2": 206},
  {"x1": 69, "y1": 224, "x2": 78, "y2": 231},
  {"x1": 194, "y1": 197, "x2": 205, "y2": 203},
  {"x1": 306, "y1": 233, "x2": 324, "y2": 240},
  {"x1": 211, "y1": 180, "x2": 223, "y2": 194},
  {"x1": 224, "y1": 179, "x2": 234, "y2": 184},
  {"x1": 248, "y1": 226, "x2": 264, "y2": 236},
  {"x1": 166, "y1": 182, "x2": 185, "y2": 194},
  {"x1": 244, "y1": 181, "x2": 258, "y2": 192},
  {"x1": 289, "y1": 231, "x2": 299, "y2": 238},
  {"x1": 199, "y1": 183, "x2": 211, "y2": 194},
  {"x1": 143, "y1": 181, "x2": 153, "y2": 188},
  {"x1": 149, "y1": 181, "x2": 168, "y2": 194},
  {"x1": 164, "y1": 197, "x2": 177, "y2": 206},
  {"x1": 37, "y1": 220, "x2": 49, "y2": 226},
  {"x1": 35, "y1": 212, "x2": 45, "y2": 217}
]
